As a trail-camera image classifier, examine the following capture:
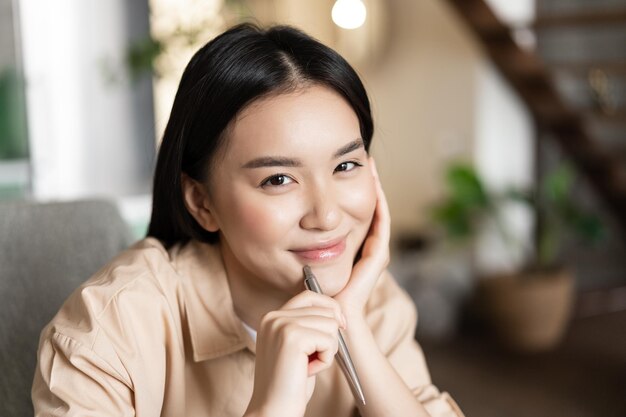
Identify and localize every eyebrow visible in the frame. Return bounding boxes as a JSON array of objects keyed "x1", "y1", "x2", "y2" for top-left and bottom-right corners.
[
  {"x1": 334, "y1": 138, "x2": 364, "y2": 158},
  {"x1": 242, "y1": 138, "x2": 364, "y2": 169}
]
